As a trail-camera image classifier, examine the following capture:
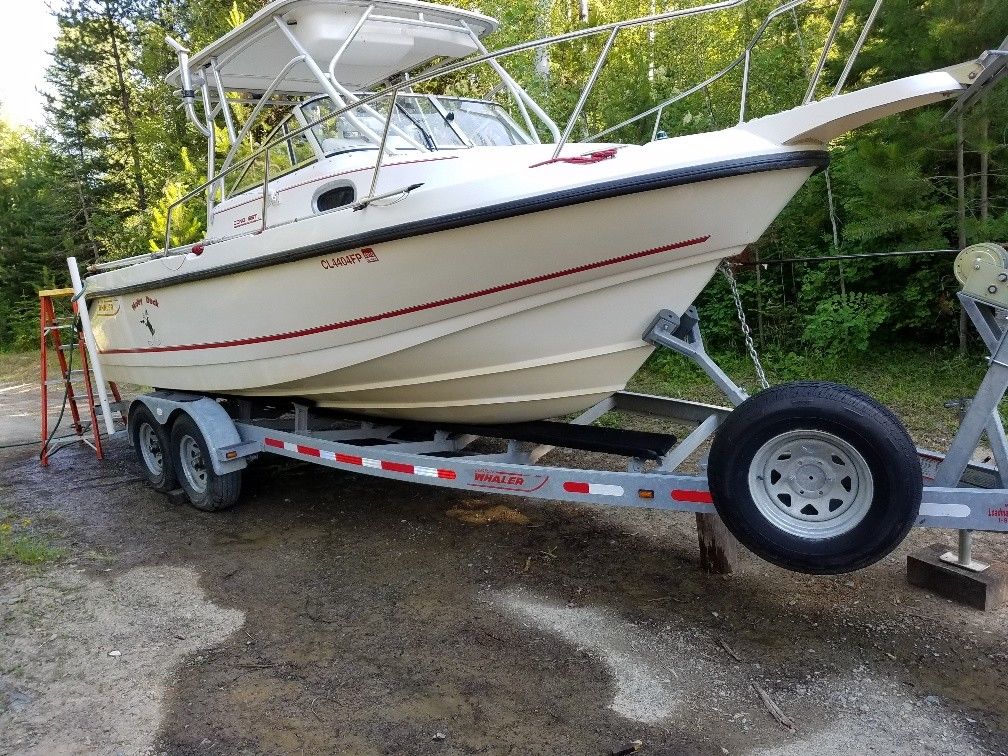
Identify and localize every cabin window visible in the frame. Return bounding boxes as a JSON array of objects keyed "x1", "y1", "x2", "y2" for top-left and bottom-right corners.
[
  {"x1": 390, "y1": 96, "x2": 465, "y2": 149},
  {"x1": 435, "y1": 98, "x2": 531, "y2": 146},
  {"x1": 303, "y1": 96, "x2": 465, "y2": 154},
  {"x1": 227, "y1": 116, "x2": 317, "y2": 197},
  {"x1": 316, "y1": 184, "x2": 356, "y2": 212},
  {"x1": 303, "y1": 99, "x2": 382, "y2": 155},
  {"x1": 268, "y1": 120, "x2": 315, "y2": 176}
]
